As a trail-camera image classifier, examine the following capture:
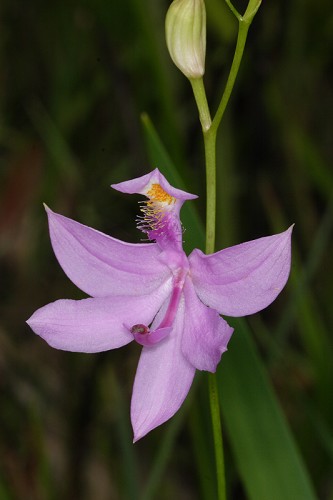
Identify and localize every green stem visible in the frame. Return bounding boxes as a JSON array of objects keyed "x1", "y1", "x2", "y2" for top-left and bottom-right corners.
[
  {"x1": 188, "y1": 6, "x2": 260, "y2": 500},
  {"x1": 190, "y1": 81, "x2": 225, "y2": 499},
  {"x1": 190, "y1": 78, "x2": 212, "y2": 132},
  {"x1": 204, "y1": 125, "x2": 226, "y2": 500},
  {"x1": 204, "y1": 127, "x2": 217, "y2": 254},
  {"x1": 211, "y1": 19, "x2": 250, "y2": 134},
  {"x1": 208, "y1": 372, "x2": 226, "y2": 499}
]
